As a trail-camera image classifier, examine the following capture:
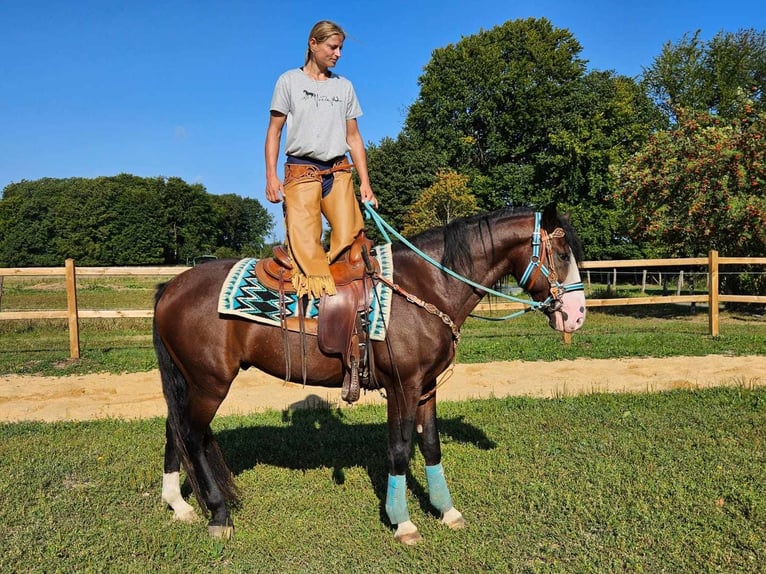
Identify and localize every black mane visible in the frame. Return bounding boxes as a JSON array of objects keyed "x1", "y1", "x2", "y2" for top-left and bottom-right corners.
[
  {"x1": 406, "y1": 207, "x2": 536, "y2": 275},
  {"x1": 402, "y1": 206, "x2": 584, "y2": 275}
]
